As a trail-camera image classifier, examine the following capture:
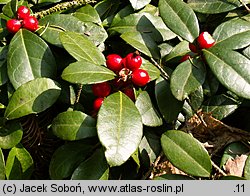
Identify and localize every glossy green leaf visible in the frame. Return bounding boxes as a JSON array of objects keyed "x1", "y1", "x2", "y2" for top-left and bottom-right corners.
[
  {"x1": 164, "y1": 40, "x2": 190, "y2": 63},
  {"x1": 94, "y1": 0, "x2": 120, "y2": 21},
  {"x1": 161, "y1": 130, "x2": 212, "y2": 177},
  {"x1": 154, "y1": 174, "x2": 194, "y2": 180},
  {"x1": 187, "y1": 0, "x2": 245, "y2": 14},
  {"x1": 60, "y1": 31, "x2": 105, "y2": 65},
  {"x1": 244, "y1": 155, "x2": 250, "y2": 180},
  {"x1": 39, "y1": 14, "x2": 107, "y2": 47},
  {"x1": 189, "y1": 85, "x2": 204, "y2": 111},
  {"x1": 140, "y1": 59, "x2": 161, "y2": 81},
  {"x1": 5, "y1": 144, "x2": 34, "y2": 180},
  {"x1": 204, "y1": 47, "x2": 250, "y2": 99},
  {"x1": 202, "y1": 94, "x2": 240, "y2": 120},
  {"x1": 74, "y1": 4, "x2": 102, "y2": 25},
  {"x1": 135, "y1": 91, "x2": 163, "y2": 127},
  {"x1": 213, "y1": 18, "x2": 250, "y2": 50},
  {"x1": 159, "y1": 0, "x2": 199, "y2": 42},
  {"x1": 71, "y1": 148, "x2": 109, "y2": 180},
  {"x1": 0, "y1": 46, "x2": 9, "y2": 86},
  {"x1": 49, "y1": 141, "x2": 94, "y2": 179},
  {"x1": 155, "y1": 77, "x2": 183, "y2": 123},
  {"x1": 7, "y1": 29, "x2": 57, "y2": 89},
  {"x1": 0, "y1": 121, "x2": 23, "y2": 149},
  {"x1": 97, "y1": 92, "x2": 143, "y2": 167},
  {"x1": 121, "y1": 31, "x2": 160, "y2": 59},
  {"x1": 52, "y1": 111, "x2": 97, "y2": 141},
  {"x1": 109, "y1": 13, "x2": 176, "y2": 42},
  {"x1": 62, "y1": 61, "x2": 115, "y2": 85},
  {"x1": 129, "y1": 0, "x2": 150, "y2": 10},
  {"x1": 243, "y1": 45, "x2": 250, "y2": 59},
  {"x1": 0, "y1": 148, "x2": 5, "y2": 180},
  {"x1": 139, "y1": 131, "x2": 161, "y2": 167},
  {"x1": 4, "y1": 78, "x2": 61, "y2": 120},
  {"x1": 170, "y1": 58, "x2": 206, "y2": 101},
  {"x1": 112, "y1": 5, "x2": 134, "y2": 25}
]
